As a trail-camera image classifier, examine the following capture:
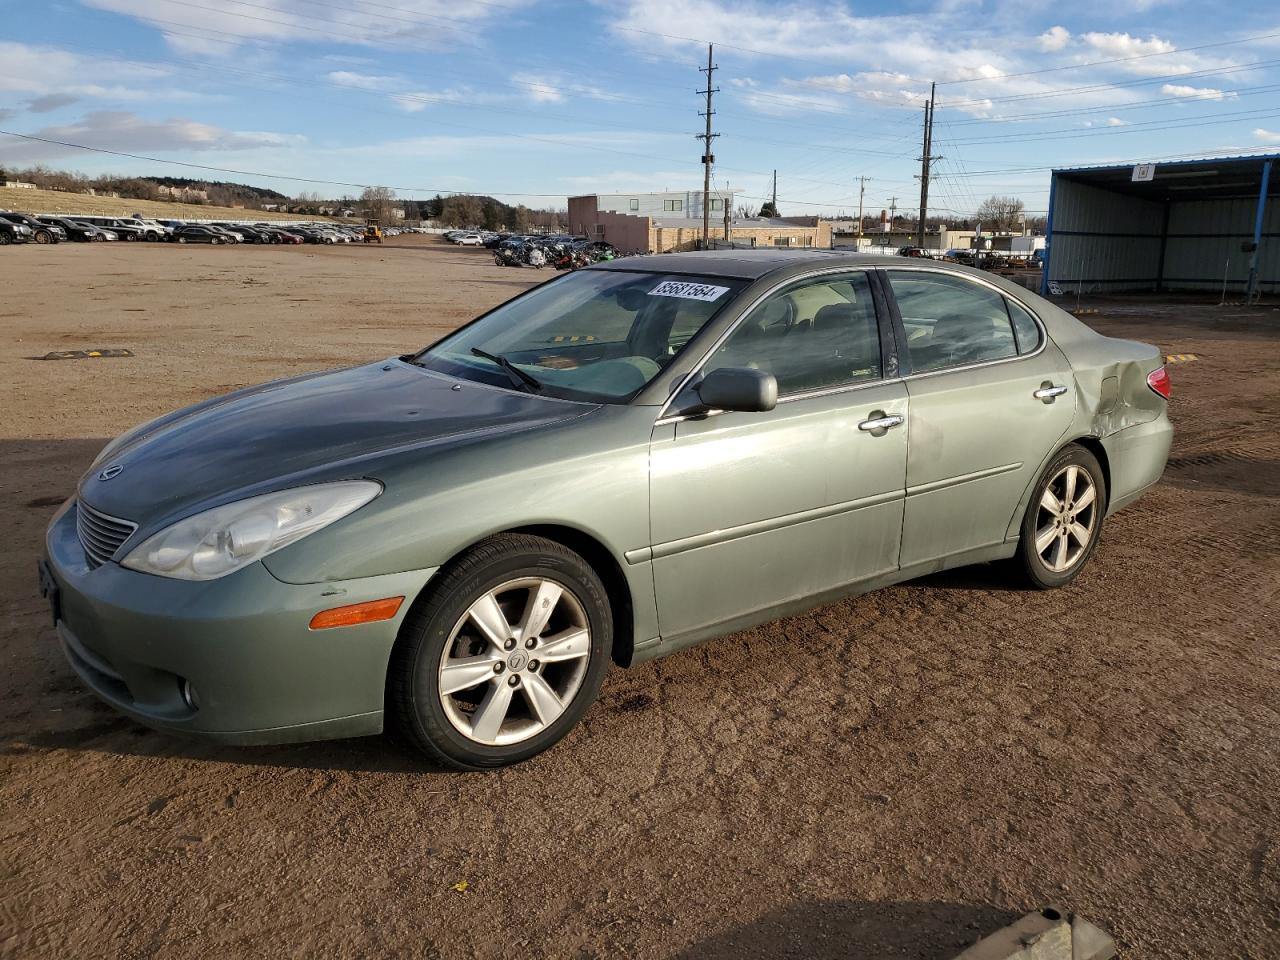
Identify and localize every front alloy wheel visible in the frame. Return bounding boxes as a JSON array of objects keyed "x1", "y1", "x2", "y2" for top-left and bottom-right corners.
[
  {"x1": 437, "y1": 578, "x2": 591, "y2": 746},
  {"x1": 389, "y1": 534, "x2": 612, "y2": 769},
  {"x1": 1016, "y1": 443, "x2": 1106, "y2": 589}
]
